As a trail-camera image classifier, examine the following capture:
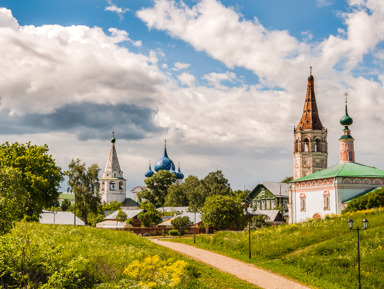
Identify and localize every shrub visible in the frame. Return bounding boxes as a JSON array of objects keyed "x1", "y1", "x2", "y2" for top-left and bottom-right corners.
[
  {"x1": 123, "y1": 255, "x2": 189, "y2": 288},
  {"x1": 169, "y1": 230, "x2": 179, "y2": 236}
]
